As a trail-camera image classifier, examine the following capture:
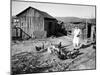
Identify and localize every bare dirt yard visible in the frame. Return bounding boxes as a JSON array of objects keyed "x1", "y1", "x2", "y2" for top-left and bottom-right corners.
[{"x1": 11, "y1": 36, "x2": 96, "y2": 75}]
